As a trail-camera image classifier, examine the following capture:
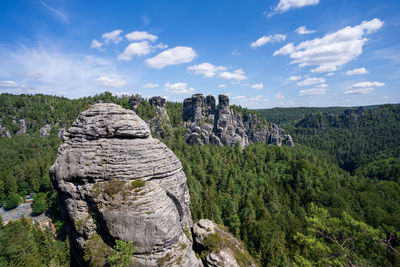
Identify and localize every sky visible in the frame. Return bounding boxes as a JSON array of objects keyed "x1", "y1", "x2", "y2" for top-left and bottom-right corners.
[{"x1": 0, "y1": 0, "x2": 400, "y2": 108}]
